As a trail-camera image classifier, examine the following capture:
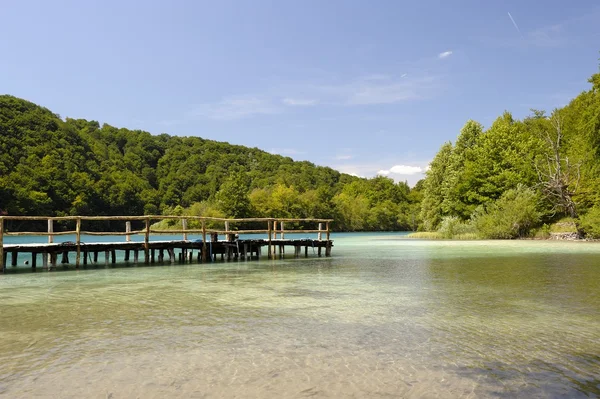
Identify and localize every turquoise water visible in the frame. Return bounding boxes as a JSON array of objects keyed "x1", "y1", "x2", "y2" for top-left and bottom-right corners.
[{"x1": 1, "y1": 233, "x2": 599, "y2": 398}]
